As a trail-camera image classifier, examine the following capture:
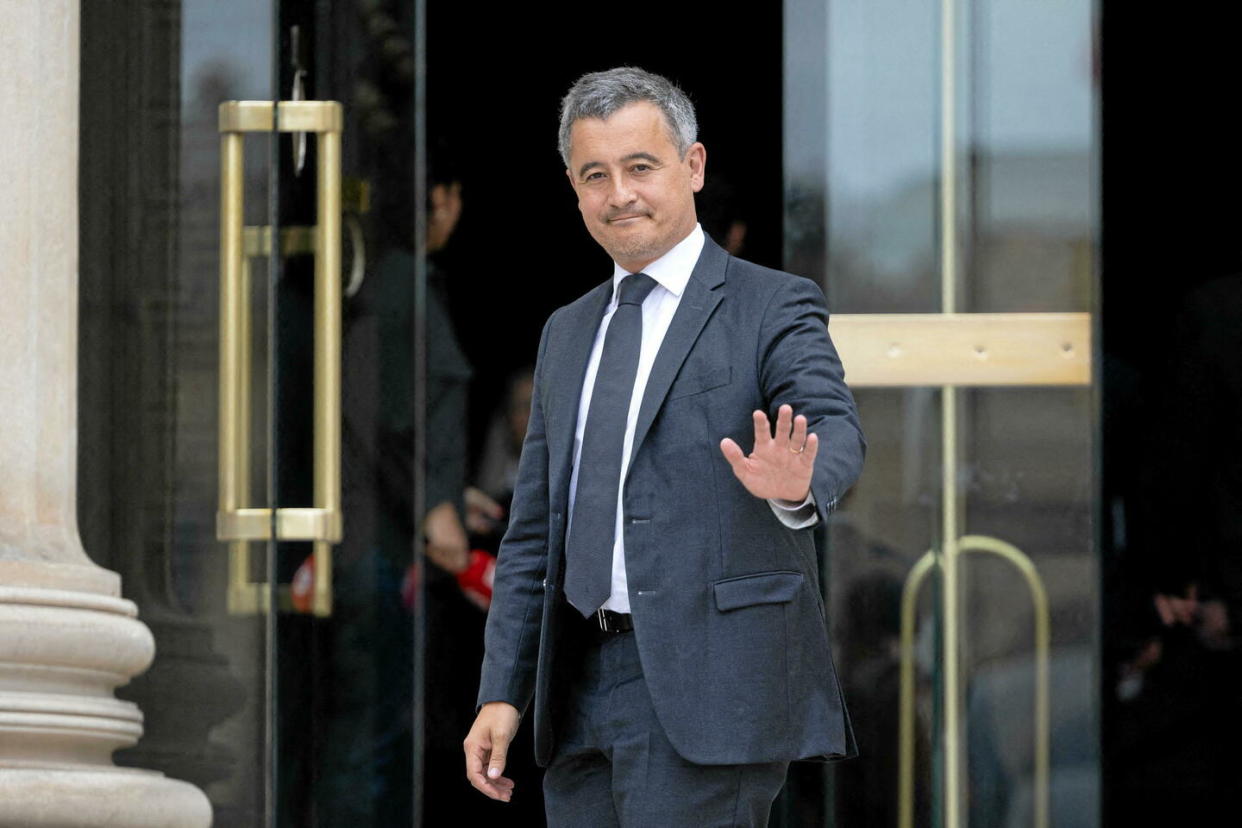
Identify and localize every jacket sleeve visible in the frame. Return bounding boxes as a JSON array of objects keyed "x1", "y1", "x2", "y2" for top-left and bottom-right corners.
[
  {"x1": 422, "y1": 284, "x2": 472, "y2": 515},
  {"x1": 476, "y1": 313, "x2": 555, "y2": 713},
  {"x1": 757, "y1": 275, "x2": 866, "y2": 524}
]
